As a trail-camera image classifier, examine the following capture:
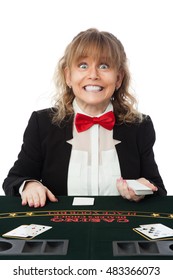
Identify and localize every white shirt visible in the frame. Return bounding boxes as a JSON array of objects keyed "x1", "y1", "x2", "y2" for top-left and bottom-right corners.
[
  {"x1": 20, "y1": 100, "x2": 122, "y2": 196},
  {"x1": 67, "y1": 99, "x2": 121, "y2": 196}
]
